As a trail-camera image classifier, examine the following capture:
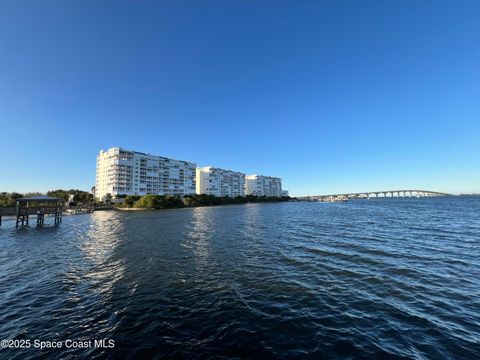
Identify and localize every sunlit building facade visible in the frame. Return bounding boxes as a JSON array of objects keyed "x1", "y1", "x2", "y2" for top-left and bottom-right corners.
[
  {"x1": 95, "y1": 147, "x2": 196, "y2": 200},
  {"x1": 196, "y1": 166, "x2": 245, "y2": 197},
  {"x1": 245, "y1": 175, "x2": 283, "y2": 197}
]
